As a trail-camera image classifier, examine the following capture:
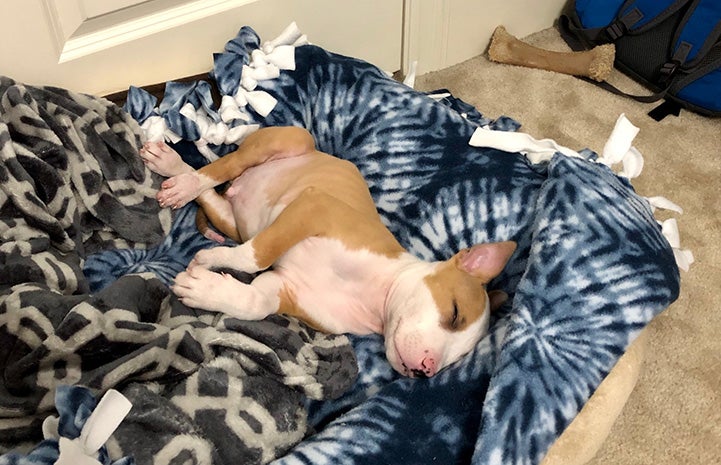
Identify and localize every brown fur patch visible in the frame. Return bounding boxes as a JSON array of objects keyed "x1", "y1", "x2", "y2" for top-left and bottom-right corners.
[
  {"x1": 276, "y1": 284, "x2": 326, "y2": 331},
  {"x1": 423, "y1": 259, "x2": 487, "y2": 332}
]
